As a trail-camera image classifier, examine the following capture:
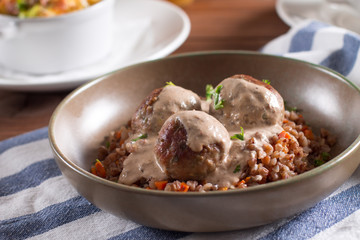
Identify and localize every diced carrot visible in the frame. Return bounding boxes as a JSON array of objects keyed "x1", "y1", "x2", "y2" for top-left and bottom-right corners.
[
  {"x1": 236, "y1": 180, "x2": 247, "y2": 188},
  {"x1": 245, "y1": 176, "x2": 251, "y2": 182},
  {"x1": 283, "y1": 119, "x2": 289, "y2": 124},
  {"x1": 115, "y1": 130, "x2": 122, "y2": 140},
  {"x1": 218, "y1": 187, "x2": 228, "y2": 191},
  {"x1": 90, "y1": 166, "x2": 97, "y2": 176},
  {"x1": 155, "y1": 180, "x2": 168, "y2": 190},
  {"x1": 95, "y1": 159, "x2": 106, "y2": 178},
  {"x1": 279, "y1": 130, "x2": 291, "y2": 139},
  {"x1": 177, "y1": 182, "x2": 189, "y2": 192},
  {"x1": 304, "y1": 129, "x2": 314, "y2": 140}
]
